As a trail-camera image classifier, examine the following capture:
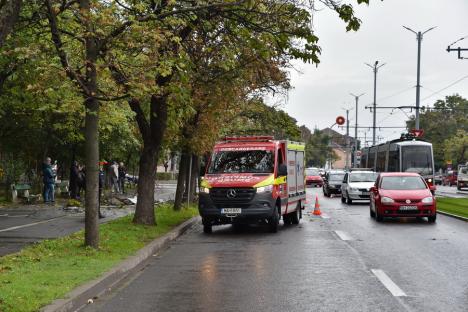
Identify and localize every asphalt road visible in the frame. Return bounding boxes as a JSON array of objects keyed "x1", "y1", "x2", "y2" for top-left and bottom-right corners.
[
  {"x1": 83, "y1": 187, "x2": 468, "y2": 312},
  {"x1": 0, "y1": 185, "x2": 177, "y2": 256}
]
